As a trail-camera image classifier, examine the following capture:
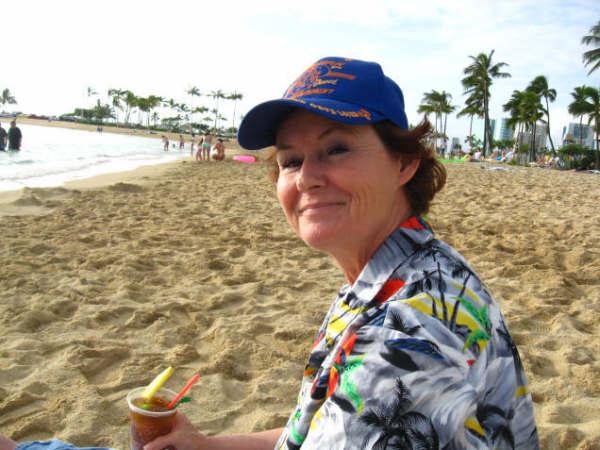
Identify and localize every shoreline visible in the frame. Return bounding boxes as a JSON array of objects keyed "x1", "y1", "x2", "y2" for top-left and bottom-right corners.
[{"x1": 0, "y1": 160, "x2": 187, "y2": 216}]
